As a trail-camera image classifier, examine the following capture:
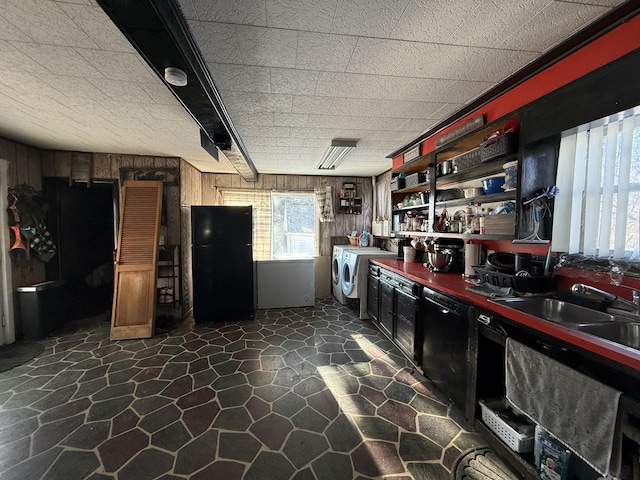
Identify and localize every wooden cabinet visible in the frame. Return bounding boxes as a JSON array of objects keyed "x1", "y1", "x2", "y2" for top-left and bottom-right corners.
[
  {"x1": 391, "y1": 115, "x2": 520, "y2": 240},
  {"x1": 338, "y1": 182, "x2": 362, "y2": 214}
]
